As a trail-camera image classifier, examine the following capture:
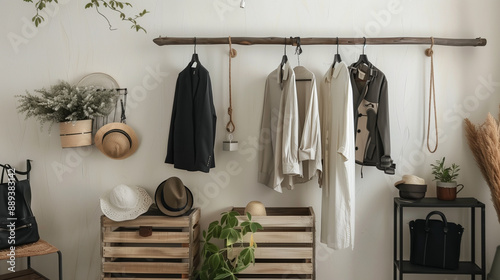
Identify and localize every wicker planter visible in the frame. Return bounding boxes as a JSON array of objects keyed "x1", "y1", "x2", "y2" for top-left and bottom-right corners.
[{"x1": 59, "y1": 119, "x2": 93, "y2": 148}]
